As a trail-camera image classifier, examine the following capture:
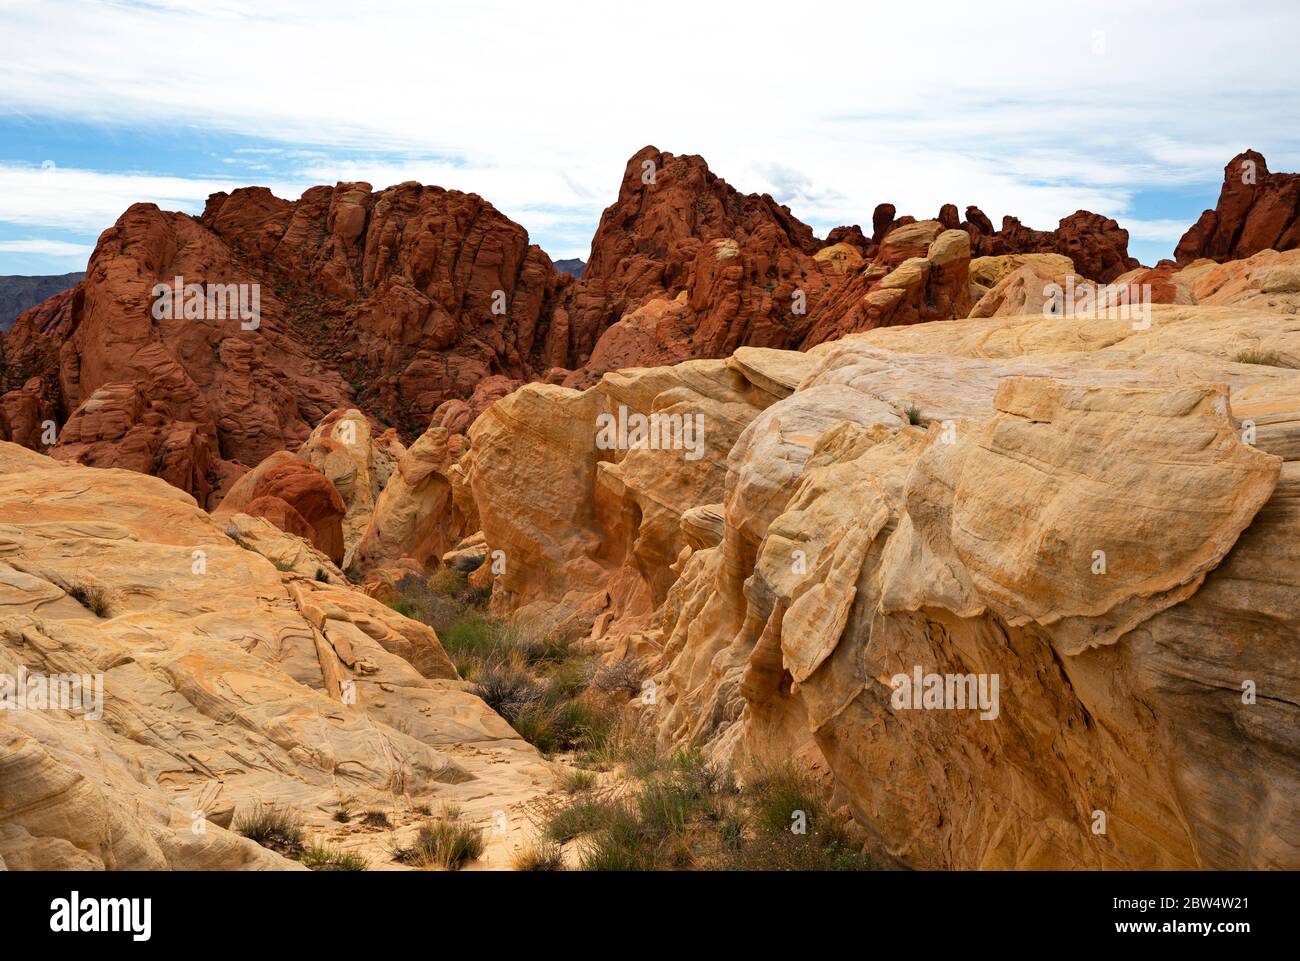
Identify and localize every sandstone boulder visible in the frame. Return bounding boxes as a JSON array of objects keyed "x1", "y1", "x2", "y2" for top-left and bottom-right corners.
[{"x1": 215, "y1": 451, "x2": 346, "y2": 562}]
